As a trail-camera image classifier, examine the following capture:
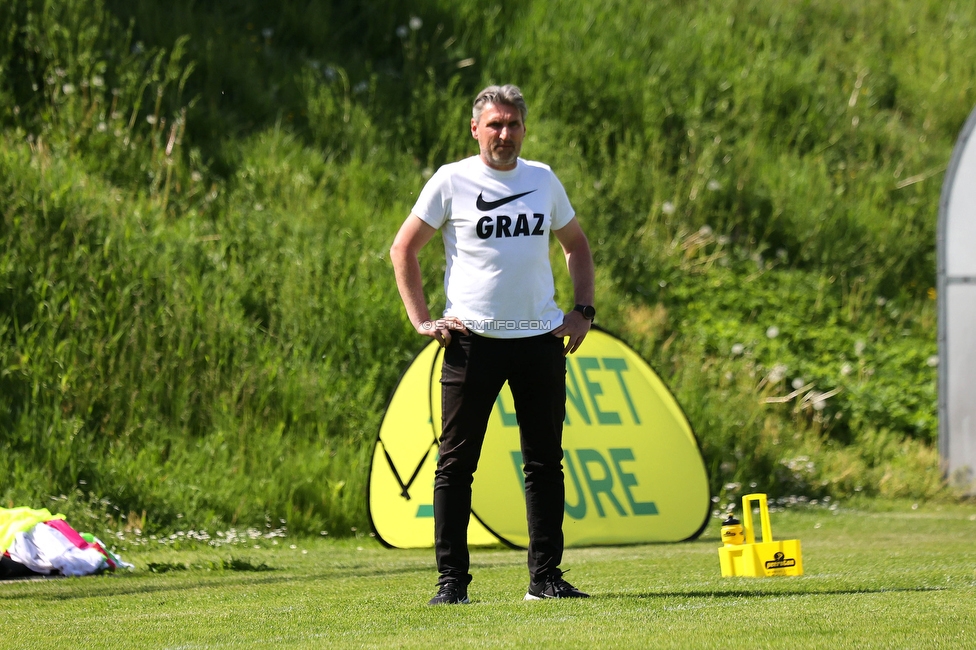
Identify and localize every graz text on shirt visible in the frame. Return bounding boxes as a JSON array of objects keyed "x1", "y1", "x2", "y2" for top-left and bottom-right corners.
[{"x1": 475, "y1": 213, "x2": 546, "y2": 239}]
